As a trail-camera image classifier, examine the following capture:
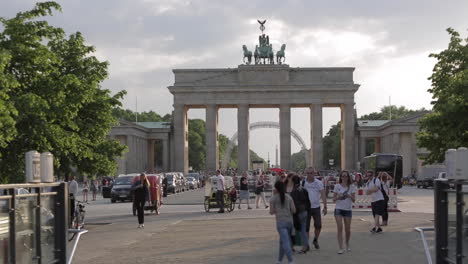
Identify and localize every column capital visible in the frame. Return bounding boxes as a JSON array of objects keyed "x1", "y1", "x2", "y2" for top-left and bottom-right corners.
[
  {"x1": 279, "y1": 104, "x2": 290, "y2": 111},
  {"x1": 237, "y1": 103, "x2": 249, "y2": 108}
]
